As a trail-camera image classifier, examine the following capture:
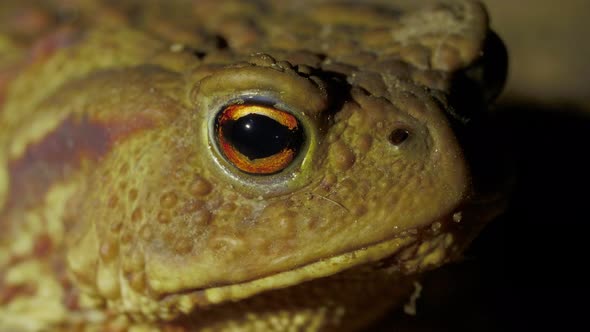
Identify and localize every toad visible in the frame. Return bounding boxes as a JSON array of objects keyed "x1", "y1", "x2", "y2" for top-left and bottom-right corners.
[{"x1": 0, "y1": 0, "x2": 507, "y2": 331}]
